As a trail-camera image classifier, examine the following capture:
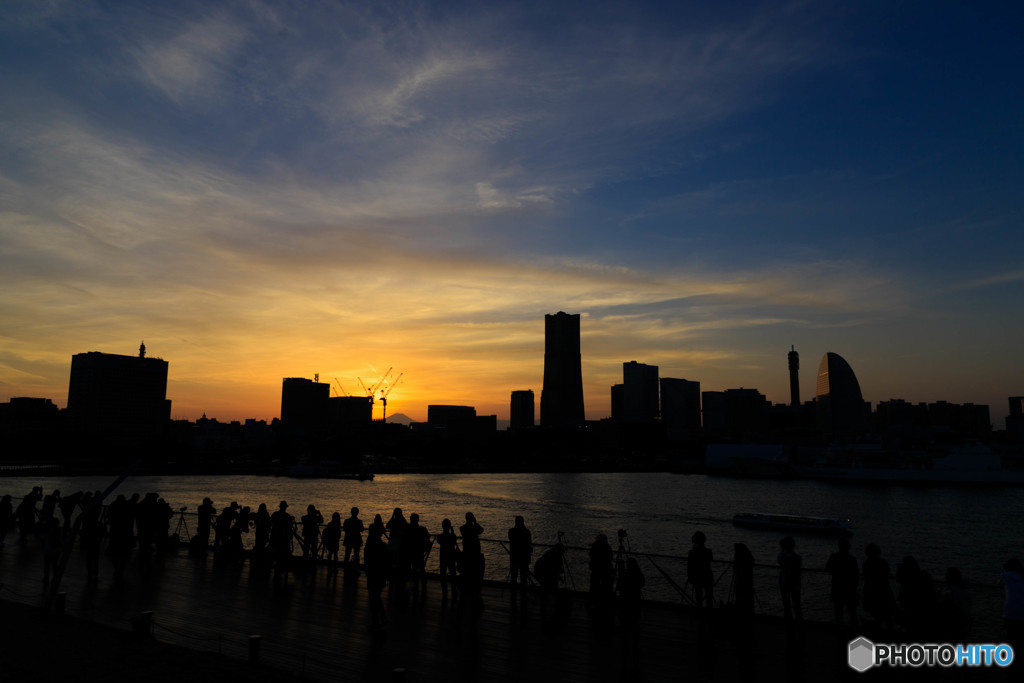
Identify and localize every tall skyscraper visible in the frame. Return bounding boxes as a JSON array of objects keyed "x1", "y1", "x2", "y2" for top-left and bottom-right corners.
[
  {"x1": 788, "y1": 345, "x2": 800, "y2": 407},
  {"x1": 541, "y1": 312, "x2": 585, "y2": 427},
  {"x1": 815, "y1": 352, "x2": 867, "y2": 440}
]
